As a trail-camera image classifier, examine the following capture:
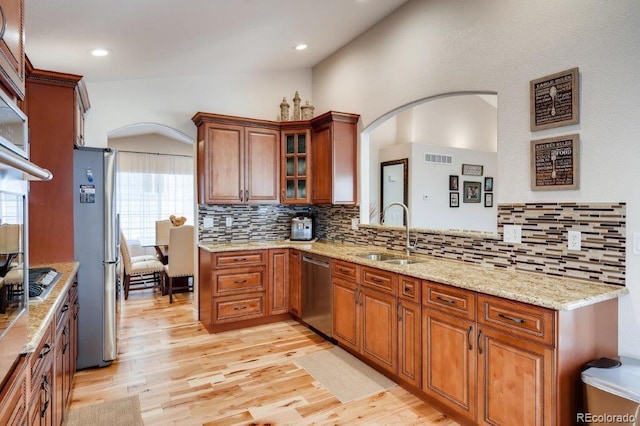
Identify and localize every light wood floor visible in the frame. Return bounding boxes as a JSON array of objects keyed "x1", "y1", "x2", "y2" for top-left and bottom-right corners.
[{"x1": 68, "y1": 290, "x2": 459, "y2": 425}]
